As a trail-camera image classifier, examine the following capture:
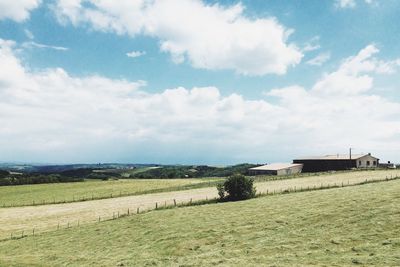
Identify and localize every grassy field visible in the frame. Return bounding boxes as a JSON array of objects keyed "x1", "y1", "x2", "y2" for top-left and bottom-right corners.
[
  {"x1": 1, "y1": 169, "x2": 397, "y2": 208},
  {"x1": 0, "y1": 178, "x2": 399, "y2": 266},
  {"x1": 0, "y1": 178, "x2": 221, "y2": 207},
  {"x1": 0, "y1": 169, "x2": 398, "y2": 241}
]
